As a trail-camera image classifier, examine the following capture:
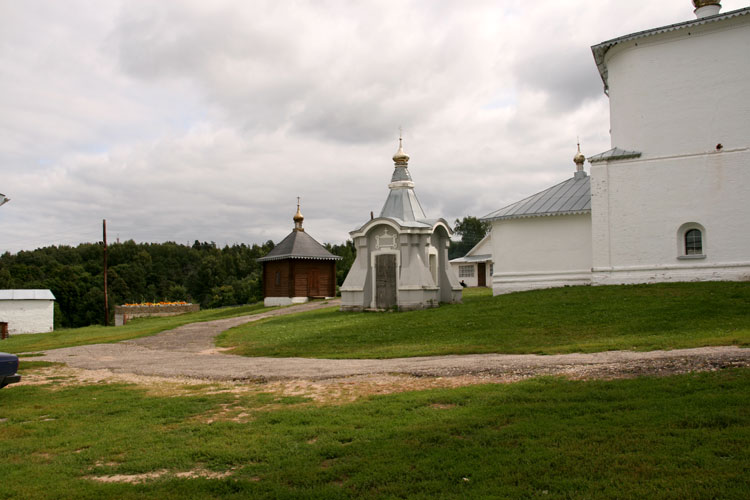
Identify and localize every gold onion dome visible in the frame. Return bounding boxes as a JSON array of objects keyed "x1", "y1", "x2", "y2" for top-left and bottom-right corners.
[
  {"x1": 573, "y1": 143, "x2": 586, "y2": 166},
  {"x1": 692, "y1": 0, "x2": 721, "y2": 8},
  {"x1": 392, "y1": 137, "x2": 410, "y2": 166},
  {"x1": 293, "y1": 198, "x2": 304, "y2": 230}
]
